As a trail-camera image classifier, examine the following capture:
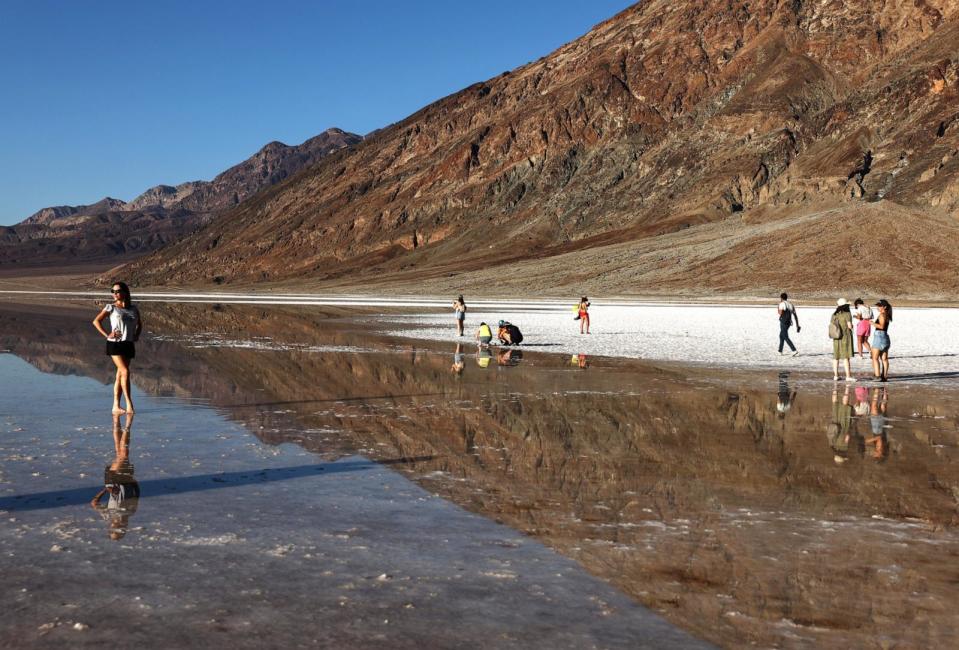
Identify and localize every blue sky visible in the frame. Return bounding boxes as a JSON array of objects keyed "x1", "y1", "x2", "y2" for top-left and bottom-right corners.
[{"x1": 0, "y1": 0, "x2": 633, "y2": 225}]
